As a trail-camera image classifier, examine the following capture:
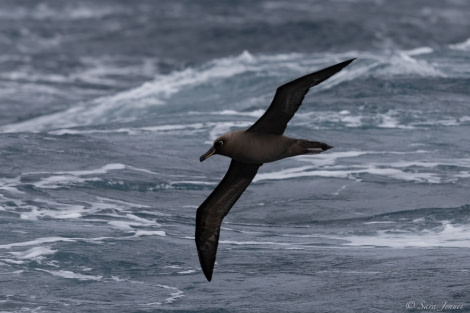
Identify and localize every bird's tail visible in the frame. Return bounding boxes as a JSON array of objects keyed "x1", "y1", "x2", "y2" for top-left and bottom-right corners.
[{"x1": 297, "y1": 139, "x2": 333, "y2": 154}]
